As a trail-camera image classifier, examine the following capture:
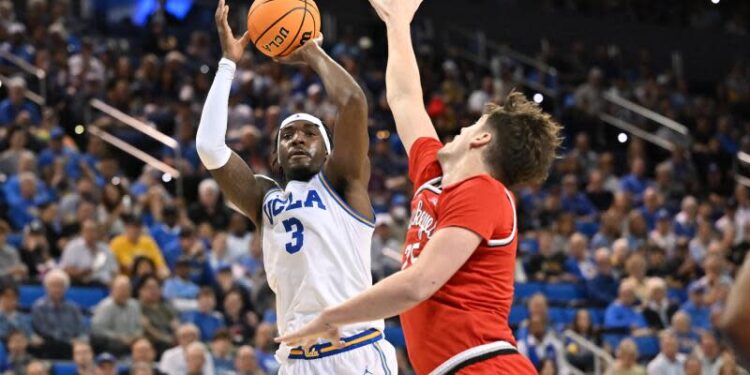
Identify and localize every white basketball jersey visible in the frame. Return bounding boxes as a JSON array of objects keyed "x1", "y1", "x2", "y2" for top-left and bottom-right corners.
[{"x1": 261, "y1": 173, "x2": 383, "y2": 337}]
